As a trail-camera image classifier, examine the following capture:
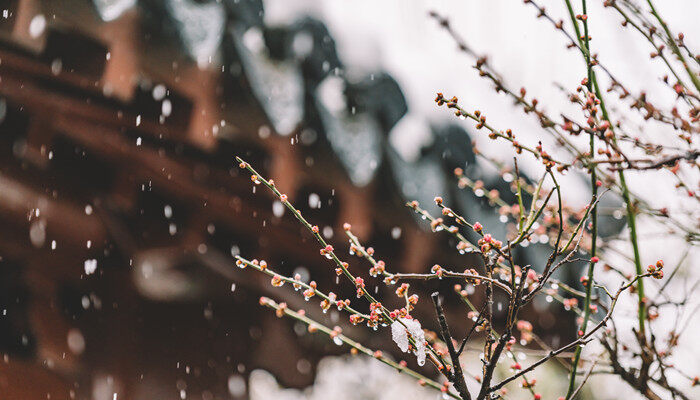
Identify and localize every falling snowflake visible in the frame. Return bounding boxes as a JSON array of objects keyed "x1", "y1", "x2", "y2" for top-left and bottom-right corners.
[{"x1": 84, "y1": 259, "x2": 98, "y2": 275}]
